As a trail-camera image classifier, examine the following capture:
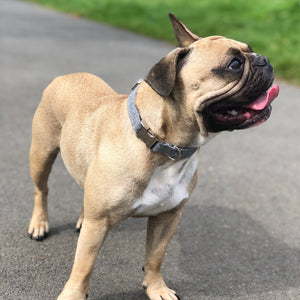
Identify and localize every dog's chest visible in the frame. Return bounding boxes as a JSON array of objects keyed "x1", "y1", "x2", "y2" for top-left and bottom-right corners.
[{"x1": 132, "y1": 153, "x2": 199, "y2": 217}]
